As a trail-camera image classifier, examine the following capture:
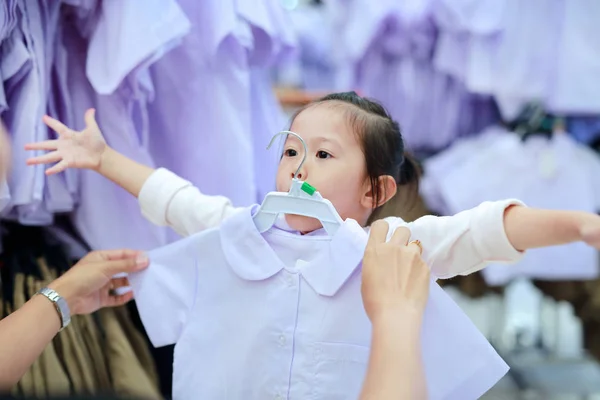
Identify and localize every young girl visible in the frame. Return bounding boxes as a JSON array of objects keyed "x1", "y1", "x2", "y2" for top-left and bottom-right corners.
[
  {"x1": 26, "y1": 92, "x2": 600, "y2": 399},
  {"x1": 26, "y1": 92, "x2": 600, "y2": 275}
]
